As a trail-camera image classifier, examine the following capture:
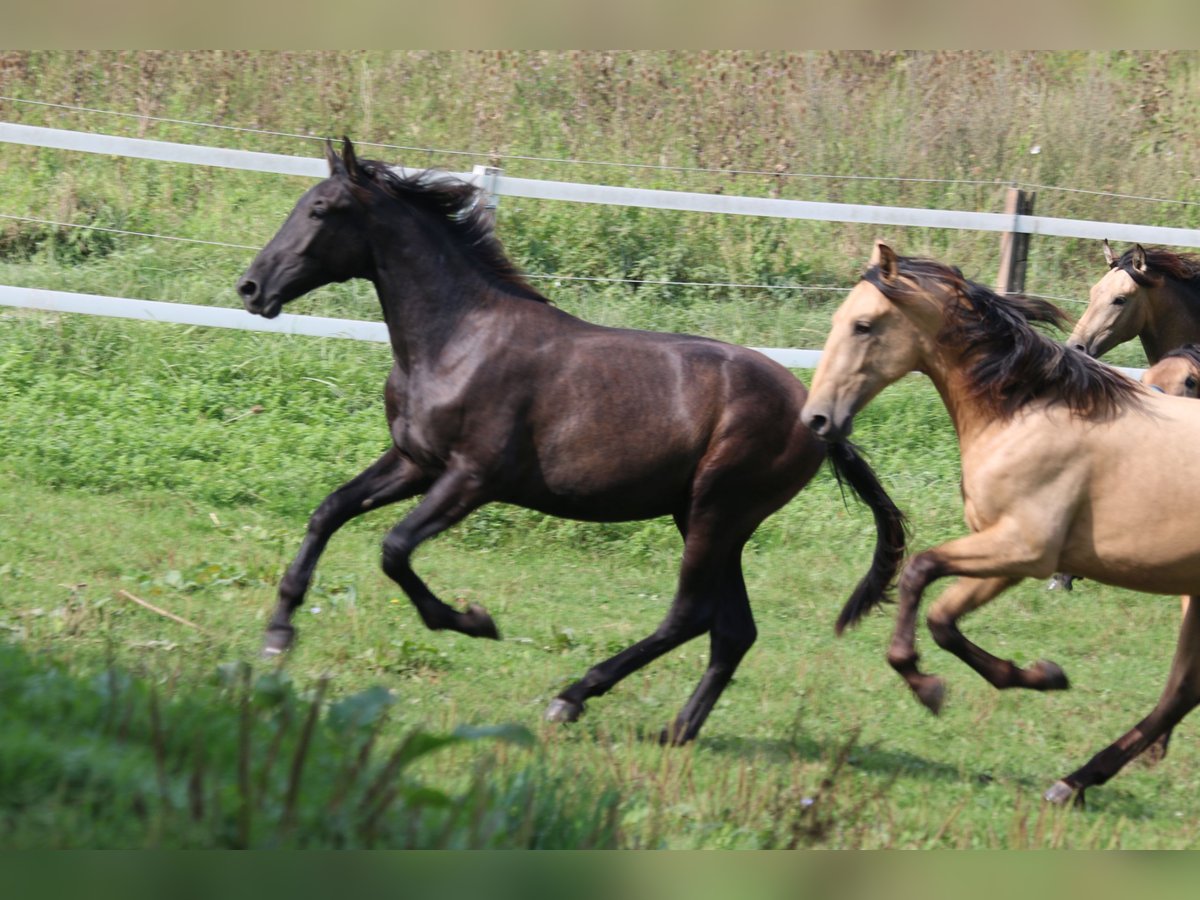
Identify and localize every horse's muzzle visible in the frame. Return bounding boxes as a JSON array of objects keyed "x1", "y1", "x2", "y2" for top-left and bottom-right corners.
[
  {"x1": 801, "y1": 408, "x2": 852, "y2": 442},
  {"x1": 237, "y1": 277, "x2": 282, "y2": 319}
]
